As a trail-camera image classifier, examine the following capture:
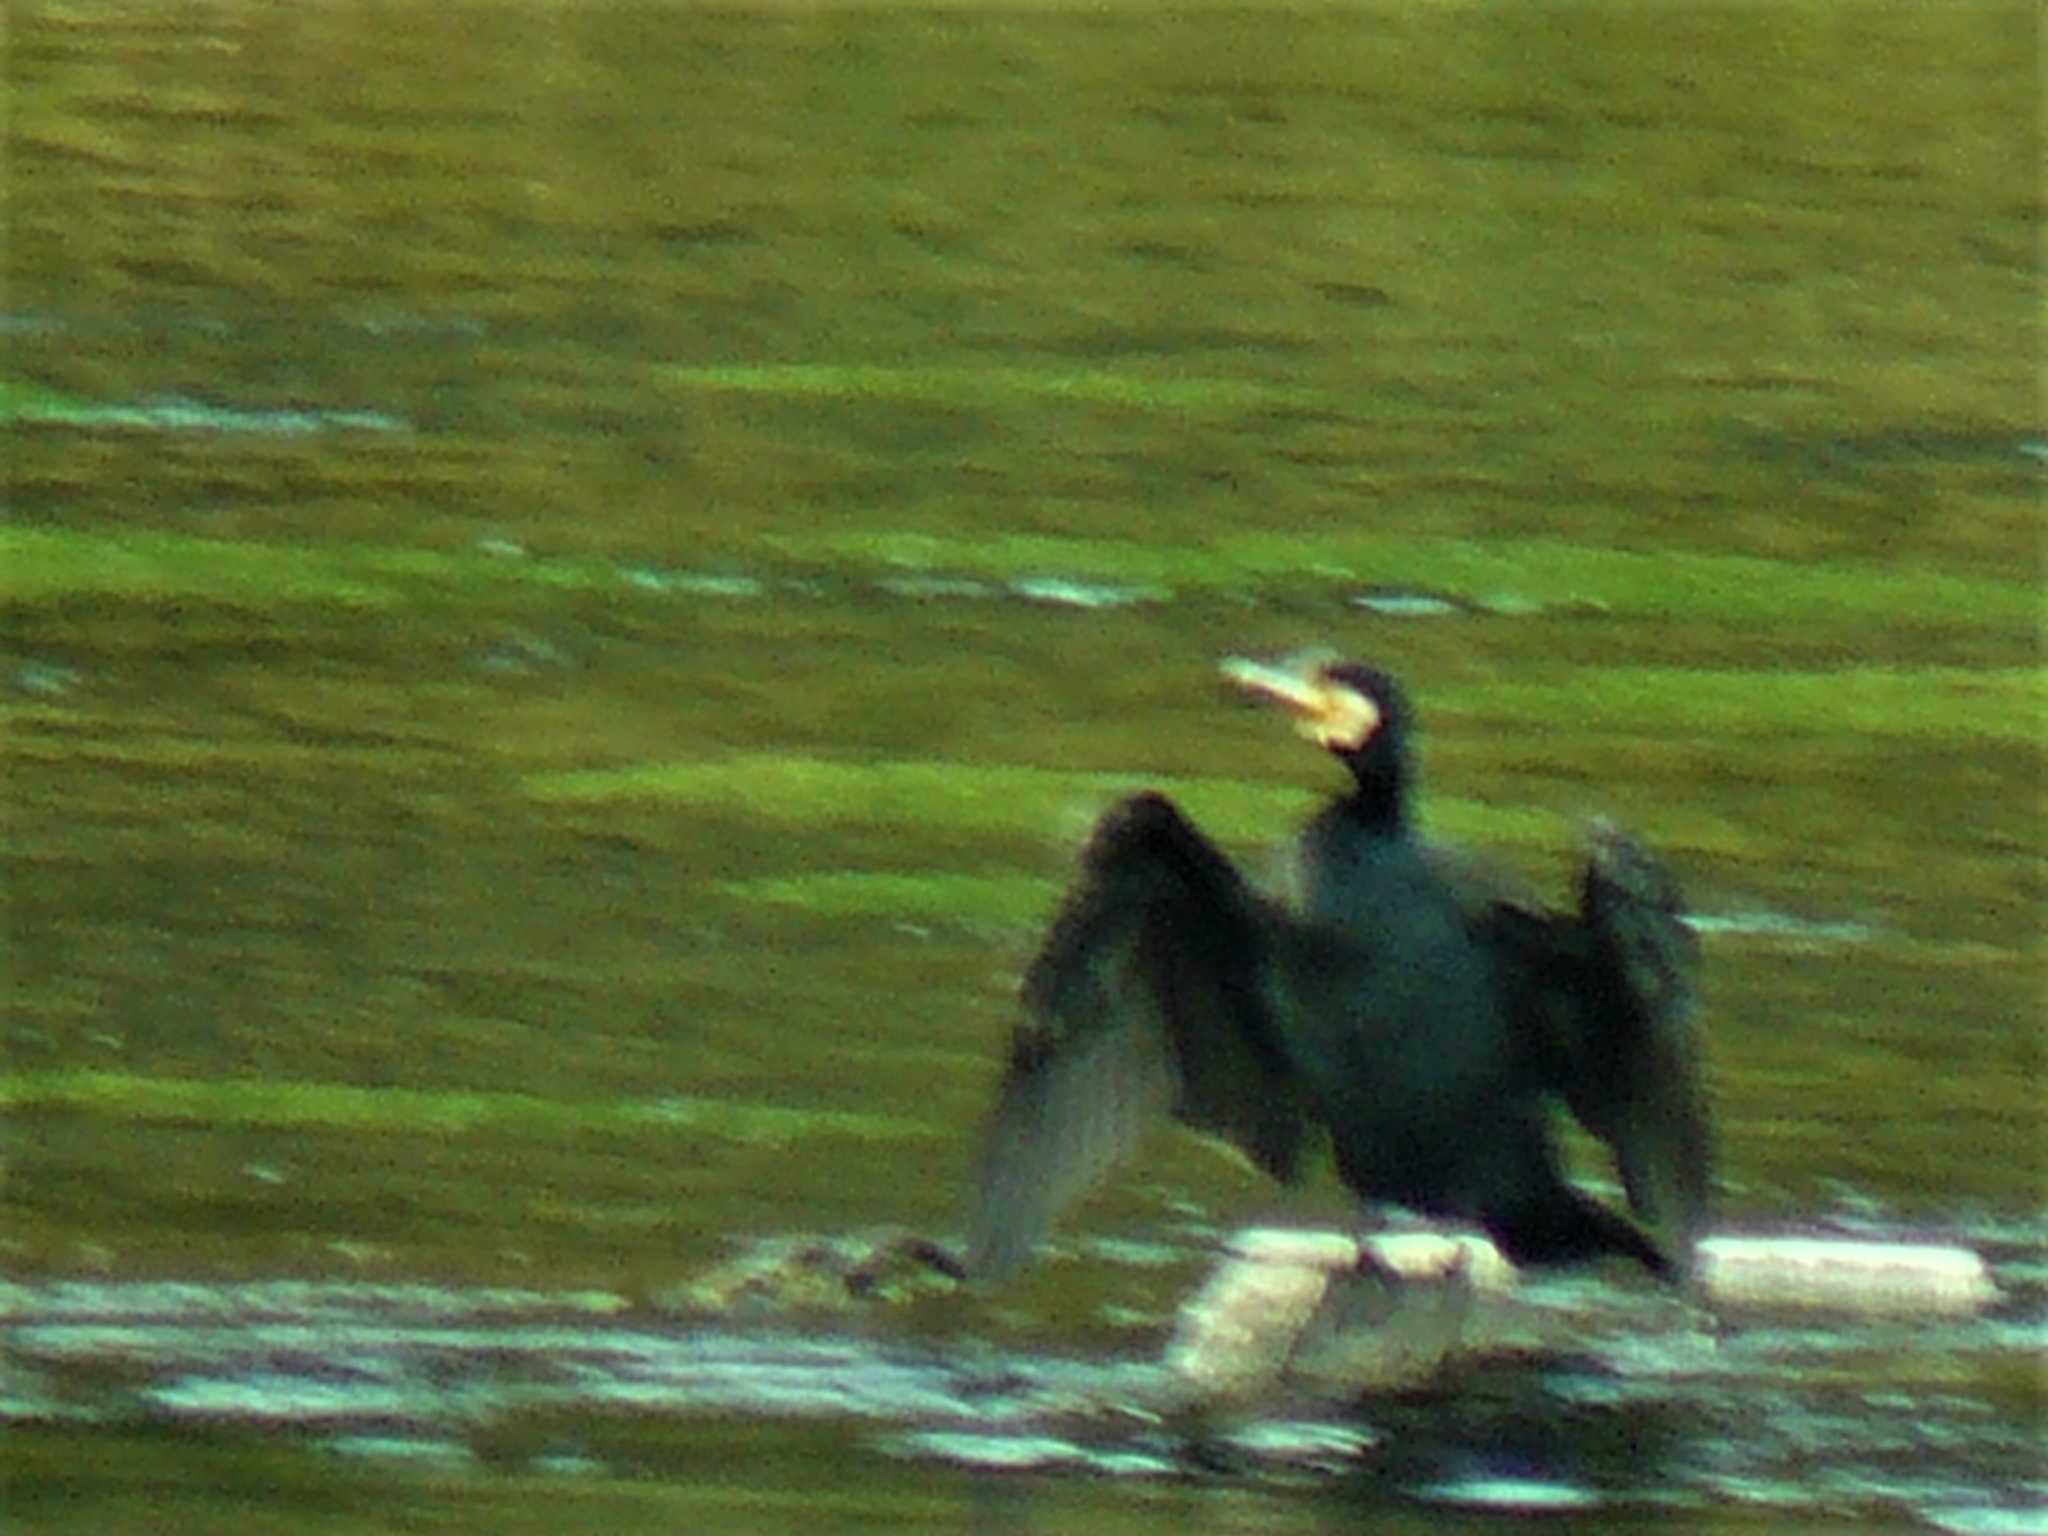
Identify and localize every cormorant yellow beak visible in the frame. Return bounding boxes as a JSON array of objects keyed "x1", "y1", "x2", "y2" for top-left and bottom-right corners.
[{"x1": 1220, "y1": 654, "x2": 1381, "y2": 753}]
